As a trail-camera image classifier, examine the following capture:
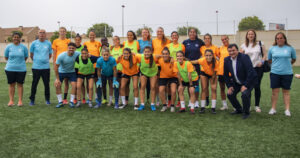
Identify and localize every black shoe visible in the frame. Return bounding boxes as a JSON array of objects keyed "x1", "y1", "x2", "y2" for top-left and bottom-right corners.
[
  {"x1": 231, "y1": 110, "x2": 242, "y2": 115},
  {"x1": 242, "y1": 114, "x2": 250, "y2": 119},
  {"x1": 211, "y1": 108, "x2": 216, "y2": 114},
  {"x1": 177, "y1": 108, "x2": 186, "y2": 113},
  {"x1": 199, "y1": 107, "x2": 205, "y2": 114}
]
